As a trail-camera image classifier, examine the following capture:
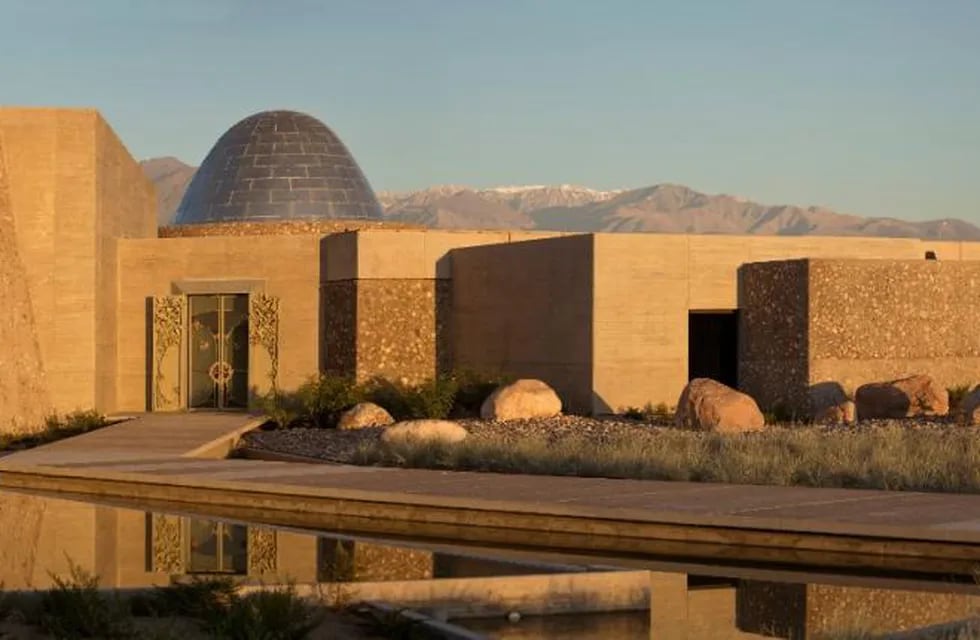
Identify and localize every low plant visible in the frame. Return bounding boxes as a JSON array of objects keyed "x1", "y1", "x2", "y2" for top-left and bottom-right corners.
[
  {"x1": 622, "y1": 402, "x2": 673, "y2": 423},
  {"x1": 37, "y1": 561, "x2": 133, "y2": 639},
  {"x1": 253, "y1": 389, "x2": 303, "y2": 429},
  {"x1": 363, "y1": 375, "x2": 459, "y2": 421},
  {"x1": 353, "y1": 423, "x2": 980, "y2": 494},
  {"x1": 202, "y1": 585, "x2": 324, "y2": 640},
  {"x1": 297, "y1": 373, "x2": 365, "y2": 428},
  {"x1": 146, "y1": 576, "x2": 237, "y2": 620},
  {"x1": 451, "y1": 369, "x2": 512, "y2": 416}
]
